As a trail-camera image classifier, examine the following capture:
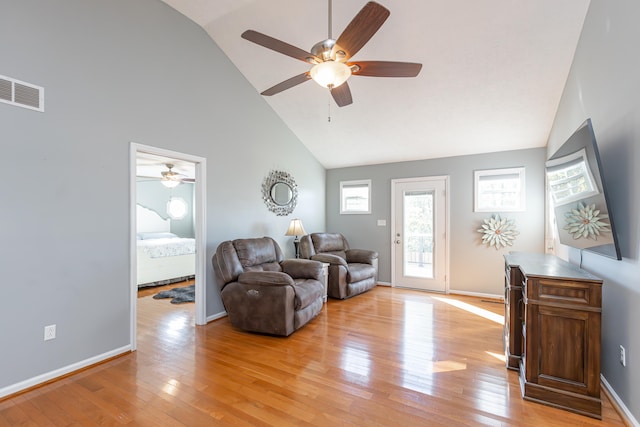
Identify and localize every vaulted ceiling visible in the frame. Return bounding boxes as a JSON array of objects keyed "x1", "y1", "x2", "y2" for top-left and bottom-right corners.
[{"x1": 162, "y1": 0, "x2": 590, "y2": 169}]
